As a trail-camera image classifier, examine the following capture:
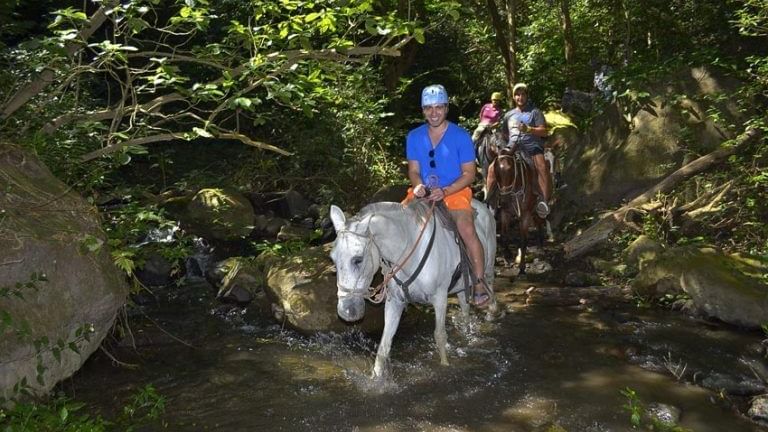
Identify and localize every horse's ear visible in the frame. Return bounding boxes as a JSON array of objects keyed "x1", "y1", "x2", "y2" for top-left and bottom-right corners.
[{"x1": 329, "y1": 205, "x2": 346, "y2": 233}]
